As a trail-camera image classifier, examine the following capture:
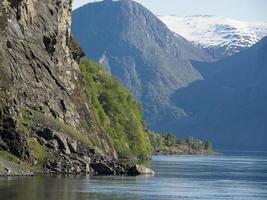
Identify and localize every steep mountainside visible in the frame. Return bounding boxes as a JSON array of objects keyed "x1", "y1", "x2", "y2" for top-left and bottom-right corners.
[
  {"x1": 0, "y1": 0, "x2": 150, "y2": 175},
  {"x1": 80, "y1": 60, "x2": 151, "y2": 159},
  {"x1": 72, "y1": 0, "x2": 212, "y2": 130},
  {"x1": 165, "y1": 37, "x2": 267, "y2": 150},
  {"x1": 159, "y1": 15, "x2": 267, "y2": 59}
]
